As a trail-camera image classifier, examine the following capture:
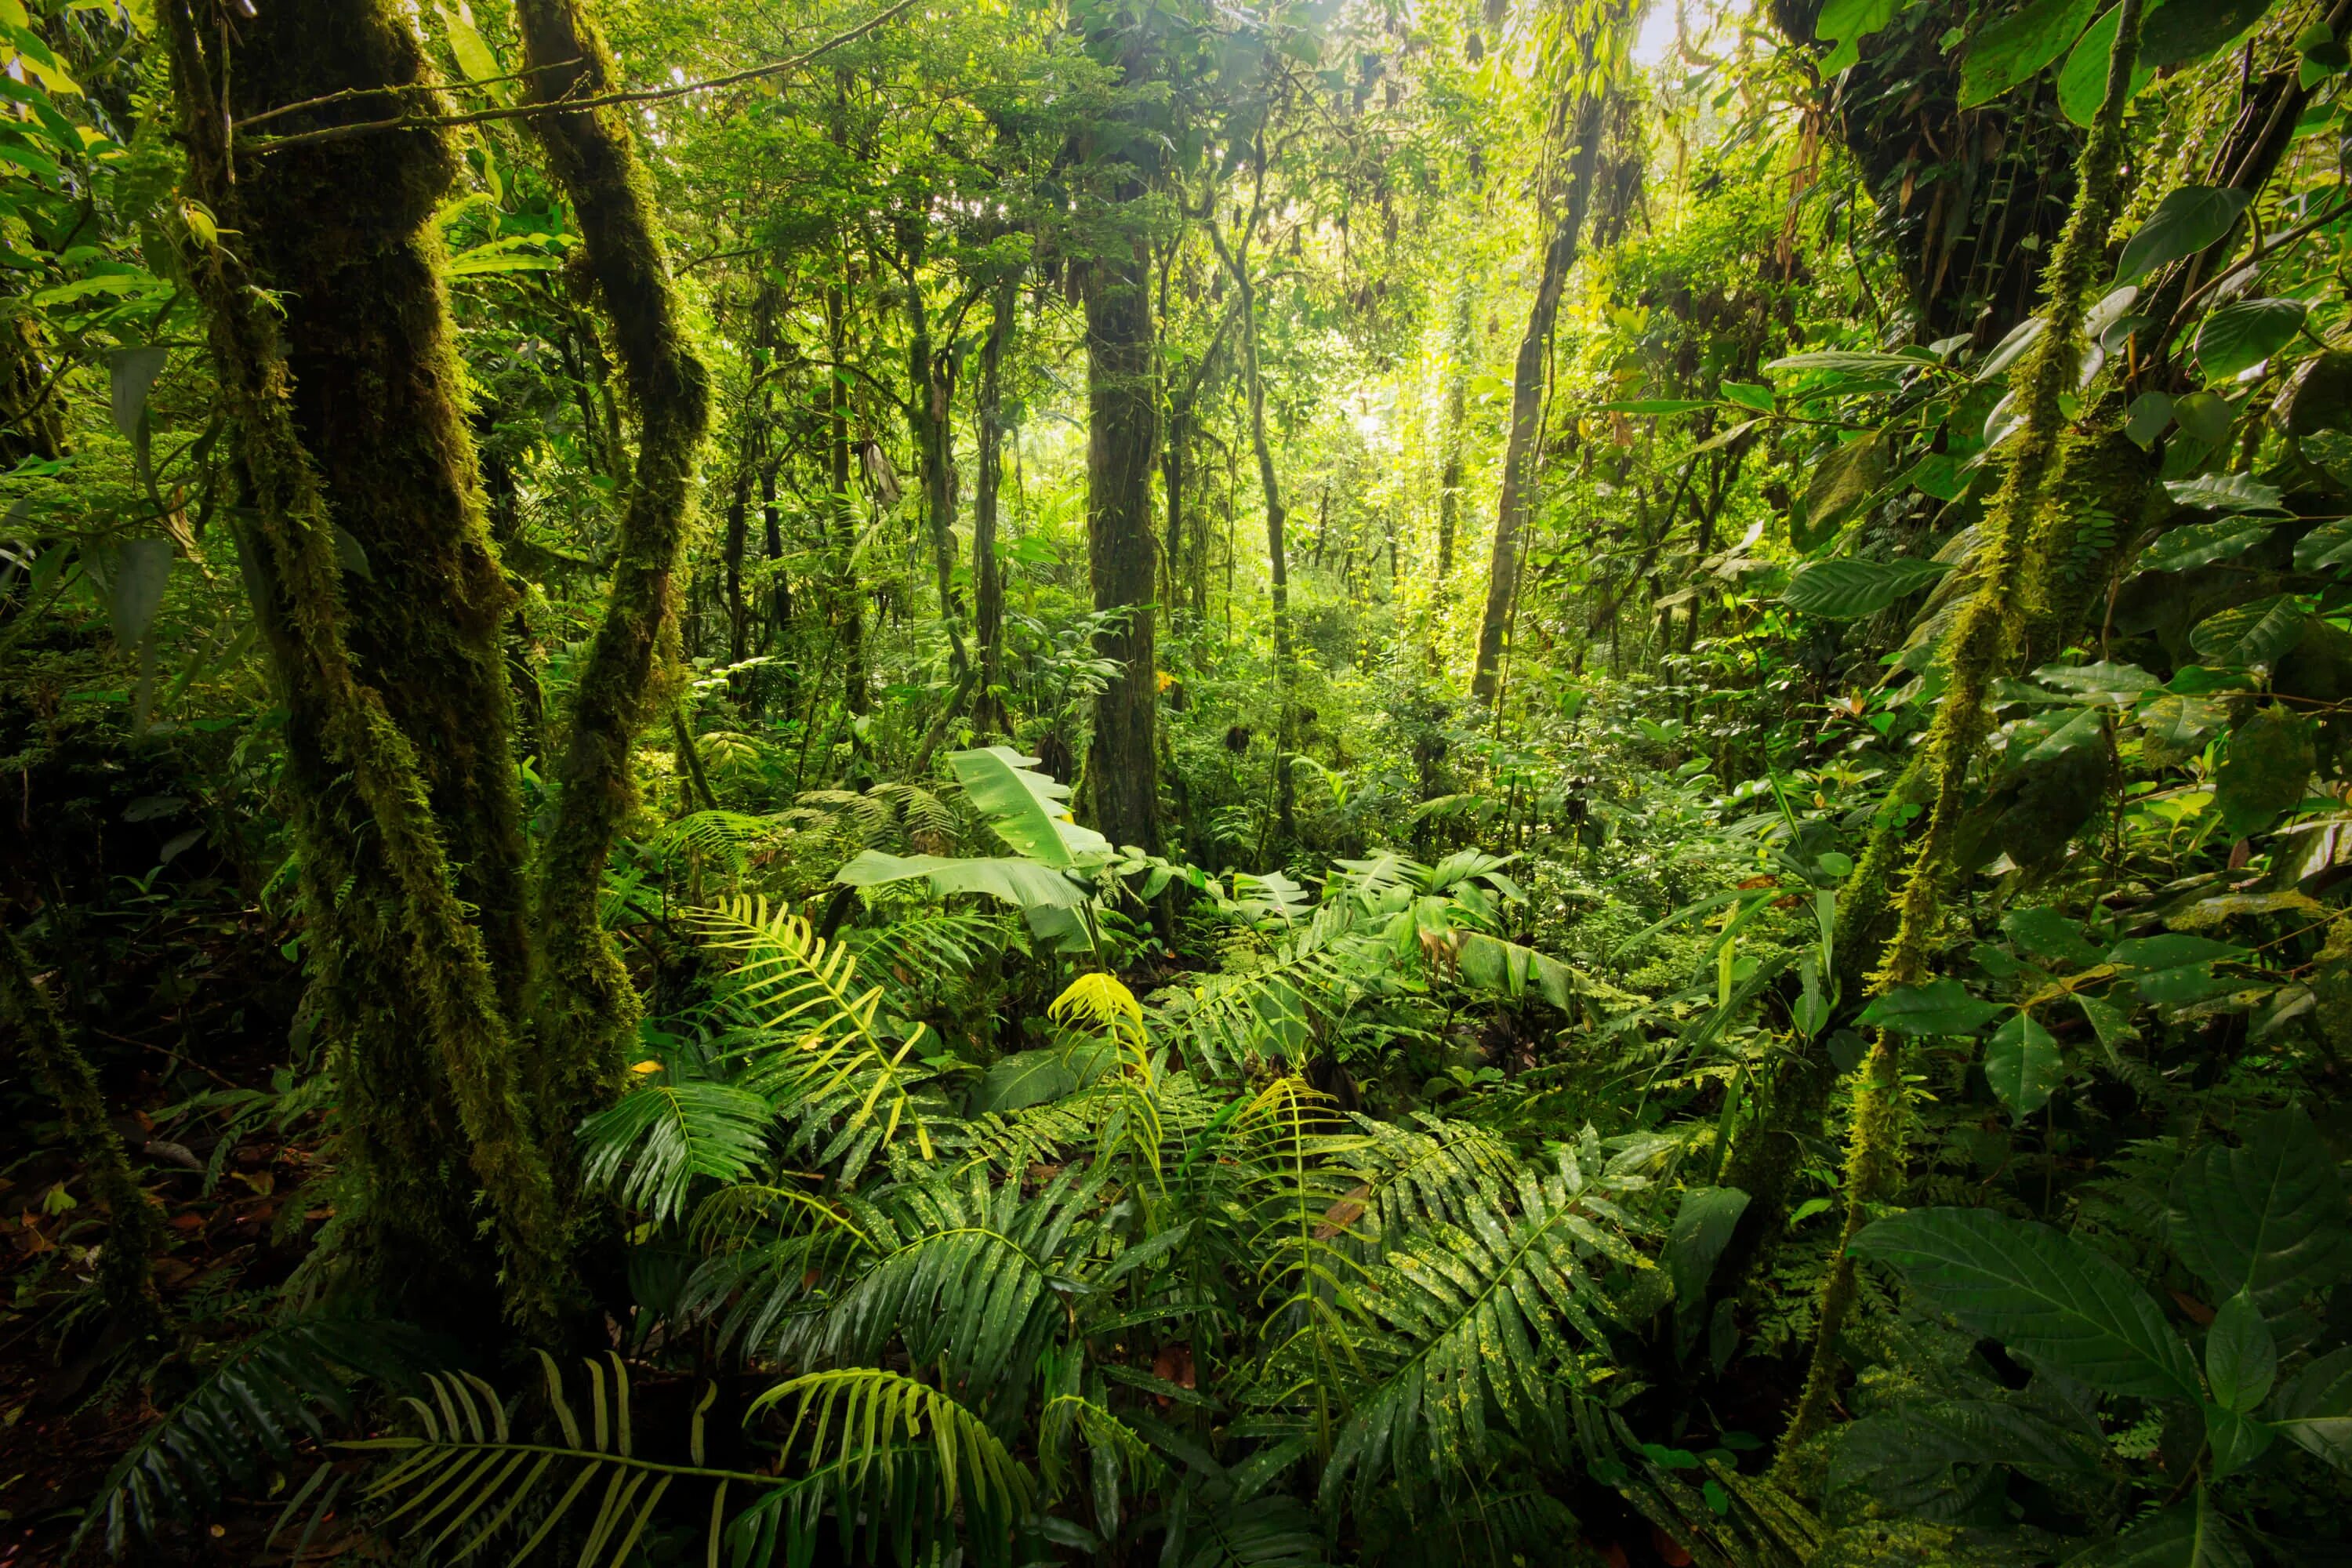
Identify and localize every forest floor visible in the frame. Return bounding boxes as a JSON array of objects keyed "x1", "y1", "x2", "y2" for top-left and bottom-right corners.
[{"x1": 1, "y1": 994, "x2": 337, "y2": 1565}]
